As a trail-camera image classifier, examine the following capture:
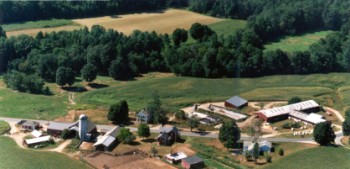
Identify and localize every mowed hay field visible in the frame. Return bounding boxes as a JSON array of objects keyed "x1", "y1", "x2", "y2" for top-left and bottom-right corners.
[
  {"x1": 0, "y1": 136, "x2": 91, "y2": 169},
  {"x1": 264, "y1": 30, "x2": 334, "y2": 52},
  {"x1": 77, "y1": 73, "x2": 350, "y2": 113},
  {"x1": 73, "y1": 9, "x2": 222, "y2": 35},
  {"x1": 260, "y1": 147, "x2": 350, "y2": 169}
]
